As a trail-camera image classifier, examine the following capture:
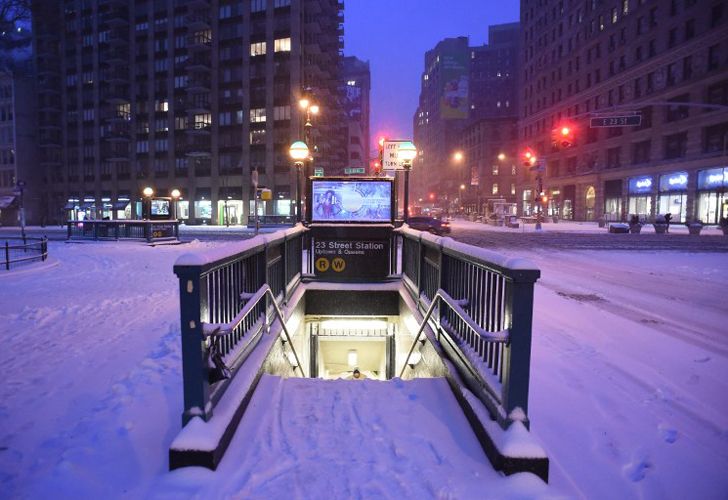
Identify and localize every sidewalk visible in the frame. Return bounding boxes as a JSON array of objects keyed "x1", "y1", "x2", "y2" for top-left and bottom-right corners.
[{"x1": 451, "y1": 218, "x2": 725, "y2": 236}]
